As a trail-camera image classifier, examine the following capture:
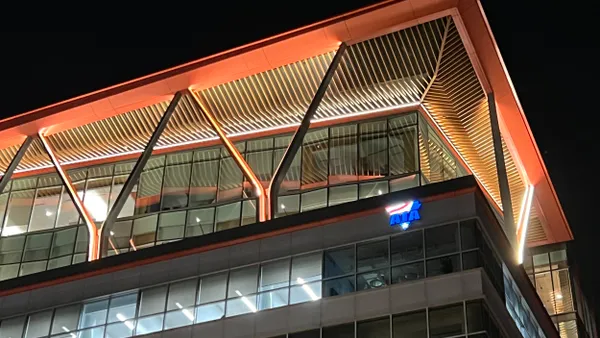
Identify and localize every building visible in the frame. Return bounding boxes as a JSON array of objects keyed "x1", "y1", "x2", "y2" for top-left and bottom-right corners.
[{"x1": 0, "y1": 1, "x2": 595, "y2": 338}]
